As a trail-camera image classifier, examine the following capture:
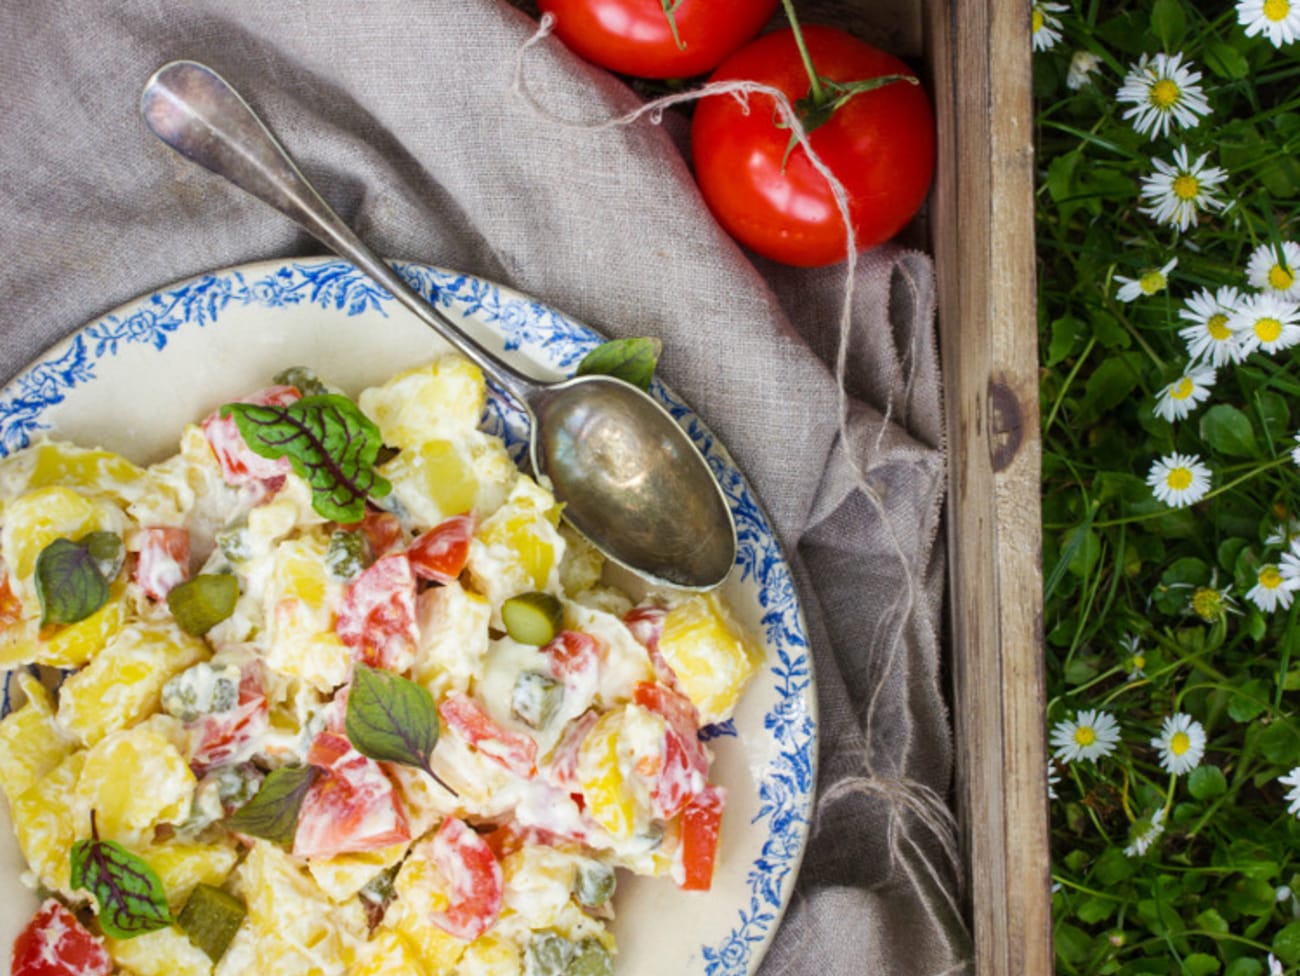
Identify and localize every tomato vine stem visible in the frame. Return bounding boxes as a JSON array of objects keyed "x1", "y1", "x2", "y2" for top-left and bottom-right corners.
[{"x1": 780, "y1": 0, "x2": 827, "y2": 105}]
